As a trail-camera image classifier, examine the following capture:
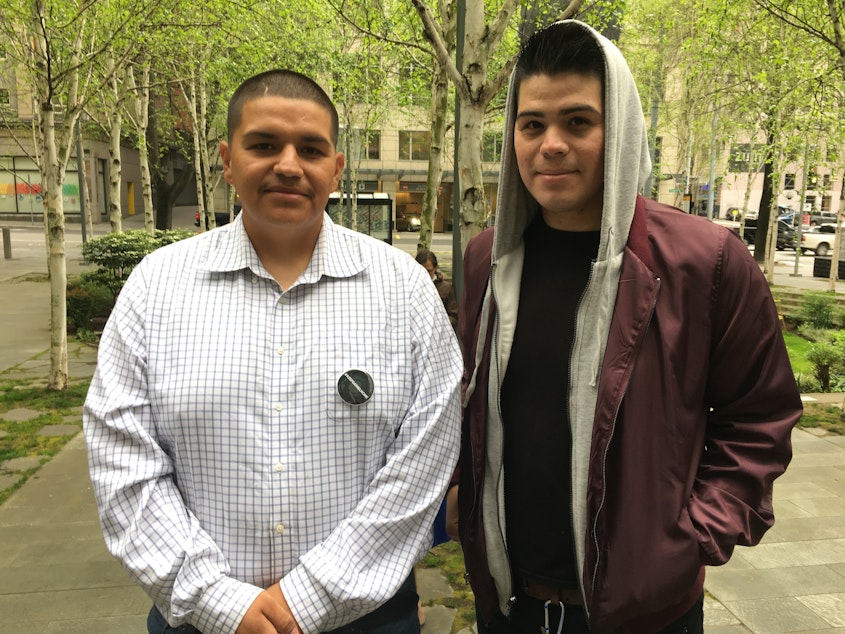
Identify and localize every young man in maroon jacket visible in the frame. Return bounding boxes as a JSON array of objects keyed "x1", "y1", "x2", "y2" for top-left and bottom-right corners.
[{"x1": 448, "y1": 20, "x2": 801, "y2": 633}]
